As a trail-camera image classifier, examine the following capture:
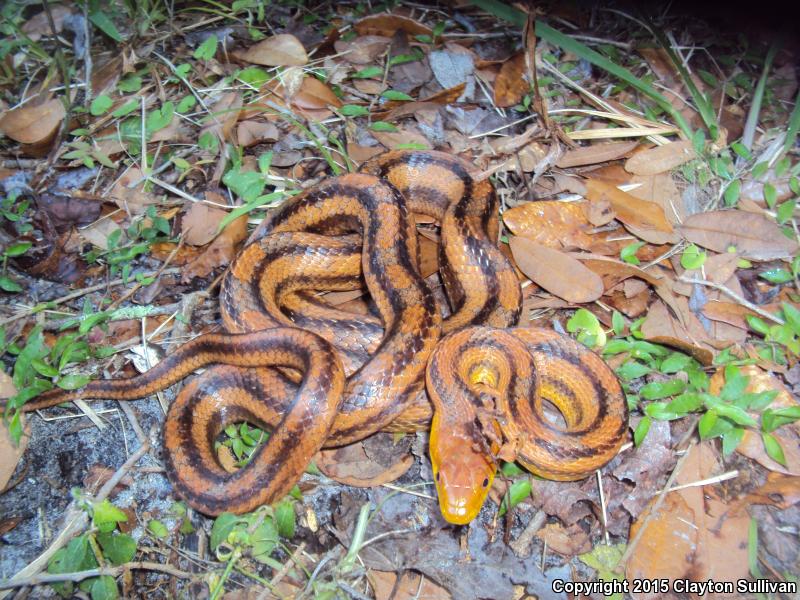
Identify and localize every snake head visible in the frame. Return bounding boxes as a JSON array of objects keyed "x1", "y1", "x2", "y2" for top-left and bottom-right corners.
[{"x1": 429, "y1": 412, "x2": 497, "y2": 525}]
